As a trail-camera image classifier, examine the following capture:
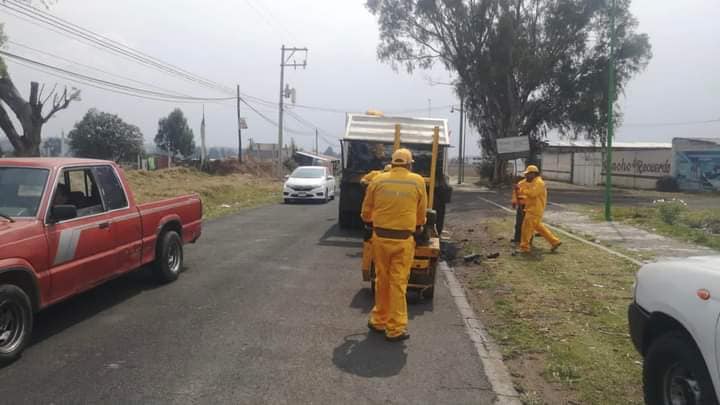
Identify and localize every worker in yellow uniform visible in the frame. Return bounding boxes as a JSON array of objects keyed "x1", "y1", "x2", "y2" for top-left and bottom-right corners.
[
  {"x1": 360, "y1": 165, "x2": 392, "y2": 185},
  {"x1": 361, "y1": 148, "x2": 427, "y2": 342},
  {"x1": 510, "y1": 176, "x2": 529, "y2": 244},
  {"x1": 517, "y1": 165, "x2": 562, "y2": 253}
]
